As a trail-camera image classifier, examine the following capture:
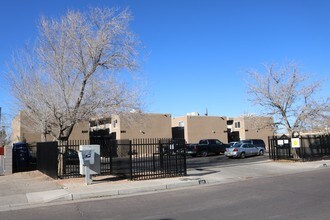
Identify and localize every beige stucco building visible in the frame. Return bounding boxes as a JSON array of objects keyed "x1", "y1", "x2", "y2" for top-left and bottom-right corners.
[
  {"x1": 11, "y1": 111, "x2": 89, "y2": 144},
  {"x1": 11, "y1": 112, "x2": 41, "y2": 144},
  {"x1": 12, "y1": 110, "x2": 275, "y2": 148},
  {"x1": 110, "y1": 113, "x2": 172, "y2": 140},
  {"x1": 172, "y1": 115, "x2": 228, "y2": 144},
  {"x1": 227, "y1": 115, "x2": 274, "y2": 149}
]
